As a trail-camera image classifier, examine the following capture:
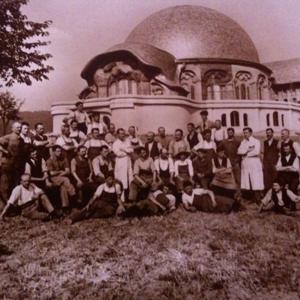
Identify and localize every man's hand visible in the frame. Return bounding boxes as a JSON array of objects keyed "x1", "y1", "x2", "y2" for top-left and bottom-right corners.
[
  {"x1": 77, "y1": 180, "x2": 83, "y2": 188},
  {"x1": 116, "y1": 205, "x2": 125, "y2": 215}
]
